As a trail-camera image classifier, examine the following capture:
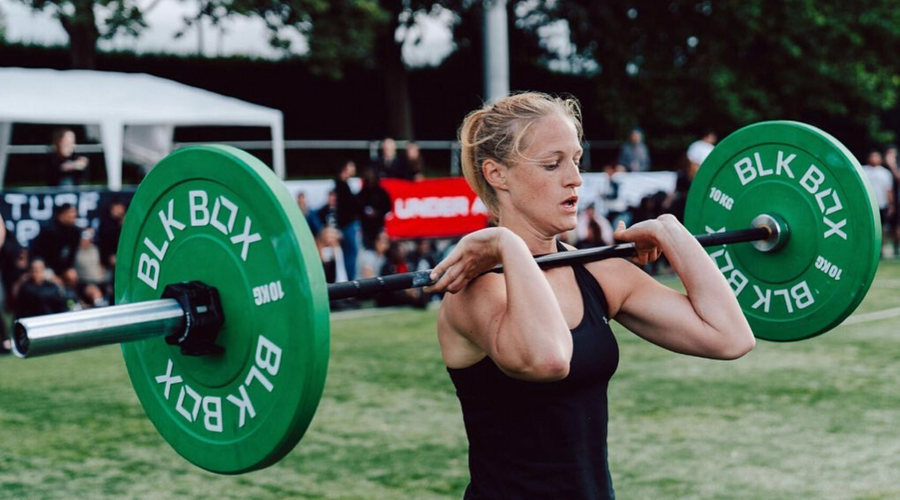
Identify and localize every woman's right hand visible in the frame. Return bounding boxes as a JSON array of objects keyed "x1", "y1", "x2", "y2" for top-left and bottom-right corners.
[{"x1": 425, "y1": 227, "x2": 512, "y2": 294}]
